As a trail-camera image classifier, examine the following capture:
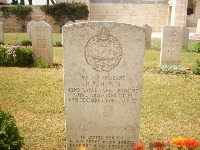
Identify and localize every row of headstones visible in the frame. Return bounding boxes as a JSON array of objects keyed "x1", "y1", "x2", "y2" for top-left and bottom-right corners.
[
  {"x1": 27, "y1": 20, "x2": 189, "y2": 67},
  {"x1": 0, "y1": 20, "x2": 190, "y2": 67}
]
